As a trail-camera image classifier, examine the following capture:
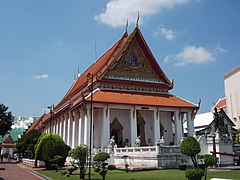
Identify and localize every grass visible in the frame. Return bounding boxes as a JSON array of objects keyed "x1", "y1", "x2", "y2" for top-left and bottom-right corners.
[{"x1": 36, "y1": 168, "x2": 240, "y2": 180}]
